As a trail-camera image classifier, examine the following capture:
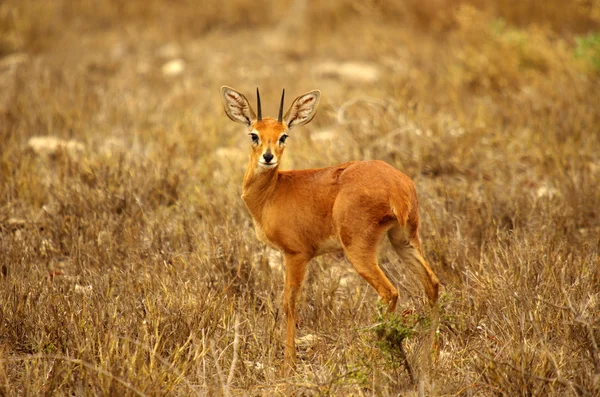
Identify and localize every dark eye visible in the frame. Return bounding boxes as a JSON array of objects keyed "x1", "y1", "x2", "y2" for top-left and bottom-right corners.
[
  {"x1": 279, "y1": 134, "x2": 288, "y2": 144},
  {"x1": 250, "y1": 133, "x2": 259, "y2": 143}
]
